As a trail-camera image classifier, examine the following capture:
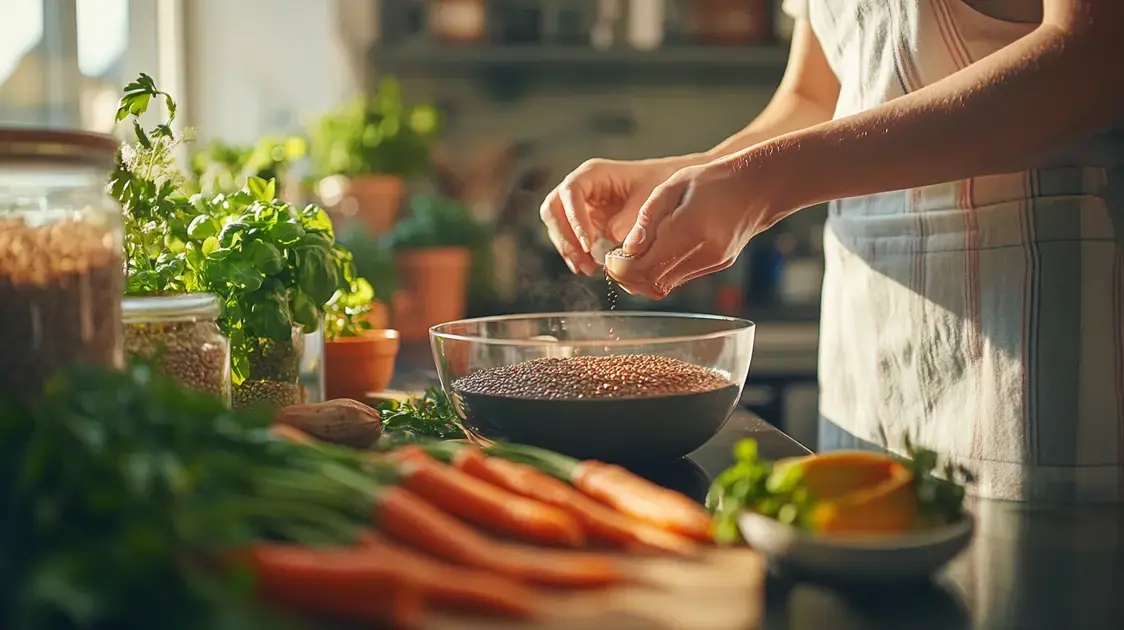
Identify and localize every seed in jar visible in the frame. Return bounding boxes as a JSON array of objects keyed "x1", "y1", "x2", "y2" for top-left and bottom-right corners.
[
  {"x1": 233, "y1": 379, "x2": 306, "y2": 411},
  {"x1": 0, "y1": 219, "x2": 122, "y2": 402},
  {"x1": 124, "y1": 320, "x2": 230, "y2": 403},
  {"x1": 452, "y1": 355, "x2": 731, "y2": 400}
]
